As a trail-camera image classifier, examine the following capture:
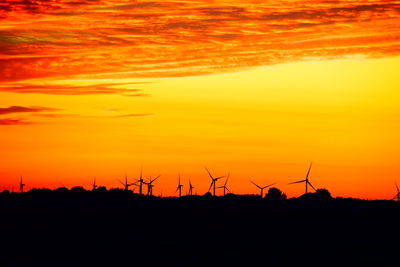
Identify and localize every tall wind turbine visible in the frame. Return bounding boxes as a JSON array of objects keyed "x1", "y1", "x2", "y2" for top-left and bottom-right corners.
[
  {"x1": 19, "y1": 175, "x2": 25, "y2": 193},
  {"x1": 92, "y1": 177, "x2": 98, "y2": 191},
  {"x1": 144, "y1": 175, "x2": 161, "y2": 196},
  {"x1": 288, "y1": 162, "x2": 316, "y2": 194},
  {"x1": 218, "y1": 173, "x2": 231, "y2": 196},
  {"x1": 393, "y1": 183, "x2": 400, "y2": 202},
  {"x1": 205, "y1": 167, "x2": 224, "y2": 196},
  {"x1": 176, "y1": 174, "x2": 183, "y2": 197},
  {"x1": 250, "y1": 180, "x2": 275, "y2": 198},
  {"x1": 188, "y1": 179, "x2": 195, "y2": 196}
]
